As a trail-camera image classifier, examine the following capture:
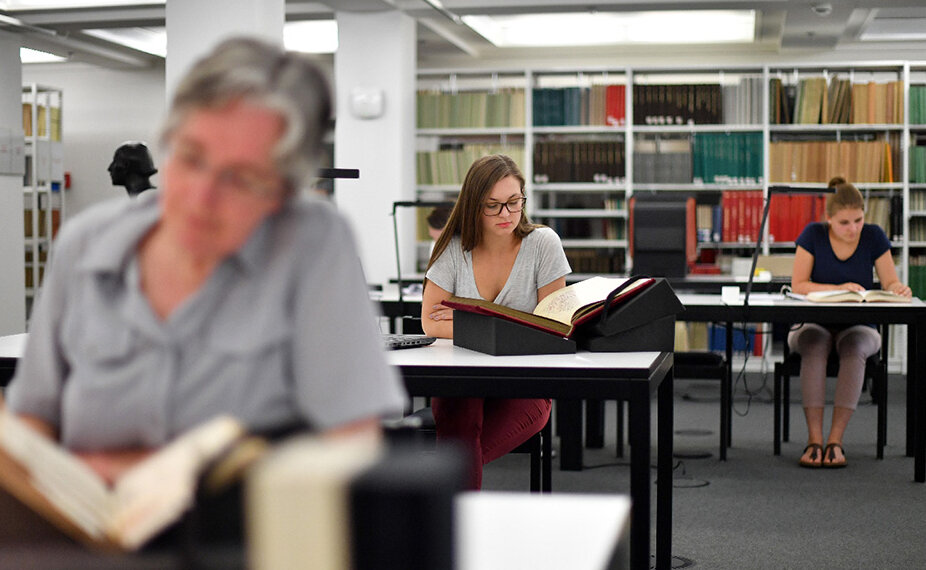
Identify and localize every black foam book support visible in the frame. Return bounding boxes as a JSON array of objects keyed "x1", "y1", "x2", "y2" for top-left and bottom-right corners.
[{"x1": 453, "y1": 278, "x2": 683, "y2": 355}]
